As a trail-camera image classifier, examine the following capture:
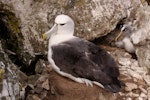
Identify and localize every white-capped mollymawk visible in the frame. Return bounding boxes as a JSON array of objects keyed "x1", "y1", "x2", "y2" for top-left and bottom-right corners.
[
  {"x1": 115, "y1": 25, "x2": 135, "y2": 53},
  {"x1": 43, "y1": 14, "x2": 123, "y2": 93}
]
